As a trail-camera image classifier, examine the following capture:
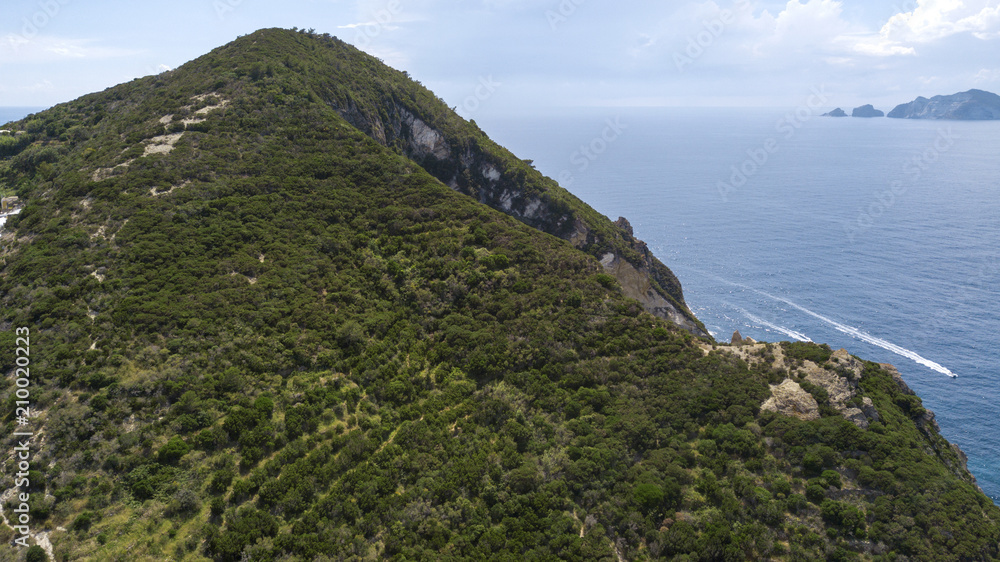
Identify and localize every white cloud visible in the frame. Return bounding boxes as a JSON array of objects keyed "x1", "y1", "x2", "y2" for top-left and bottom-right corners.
[
  {"x1": 851, "y1": 36, "x2": 917, "y2": 56},
  {"x1": 738, "y1": 0, "x2": 921, "y2": 62},
  {"x1": 975, "y1": 68, "x2": 1000, "y2": 82},
  {"x1": 0, "y1": 35, "x2": 138, "y2": 64},
  {"x1": 880, "y1": 0, "x2": 1000, "y2": 43}
]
